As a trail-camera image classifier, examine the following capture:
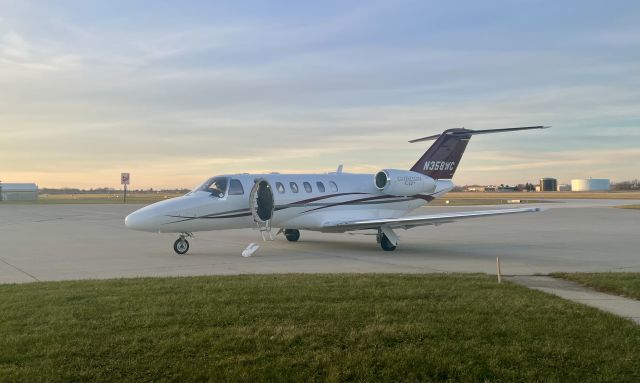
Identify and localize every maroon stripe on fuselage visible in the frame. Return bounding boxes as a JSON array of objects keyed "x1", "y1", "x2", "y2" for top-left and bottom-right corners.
[
  {"x1": 164, "y1": 193, "x2": 435, "y2": 224},
  {"x1": 280, "y1": 192, "x2": 369, "y2": 206},
  {"x1": 164, "y1": 192, "x2": 371, "y2": 223},
  {"x1": 300, "y1": 194, "x2": 402, "y2": 214}
]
